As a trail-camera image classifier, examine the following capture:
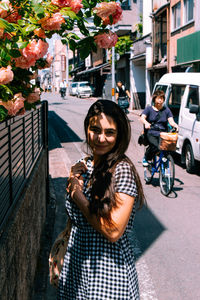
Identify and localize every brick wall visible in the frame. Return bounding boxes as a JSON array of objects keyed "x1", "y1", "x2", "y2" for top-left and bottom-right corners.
[{"x1": 0, "y1": 150, "x2": 47, "y2": 300}]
